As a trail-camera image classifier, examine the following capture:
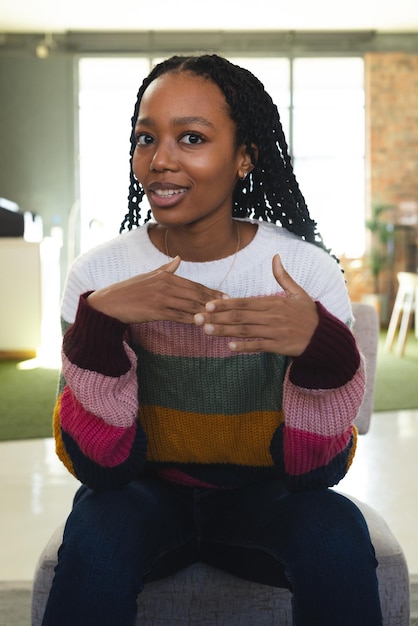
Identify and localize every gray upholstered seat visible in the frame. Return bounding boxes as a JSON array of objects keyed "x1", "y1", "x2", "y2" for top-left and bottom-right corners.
[{"x1": 31, "y1": 303, "x2": 410, "y2": 625}]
